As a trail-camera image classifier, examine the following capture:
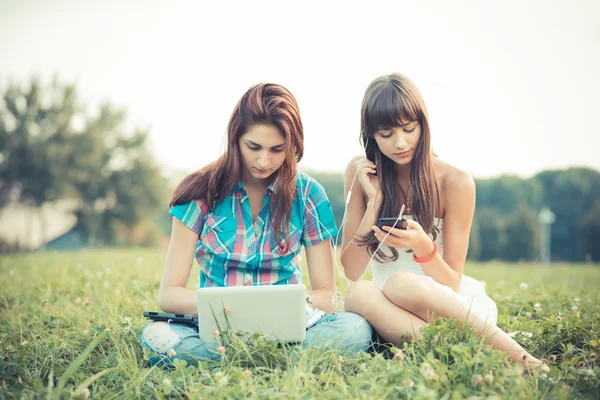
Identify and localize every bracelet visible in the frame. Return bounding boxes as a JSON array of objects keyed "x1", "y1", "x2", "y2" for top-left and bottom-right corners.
[{"x1": 413, "y1": 242, "x2": 438, "y2": 264}]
